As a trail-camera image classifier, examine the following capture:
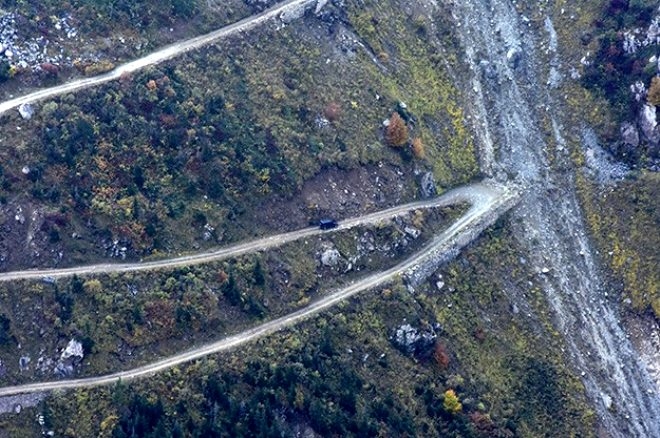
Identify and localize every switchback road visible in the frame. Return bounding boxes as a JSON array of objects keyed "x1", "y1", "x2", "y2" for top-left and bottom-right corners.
[
  {"x1": 0, "y1": 182, "x2": 514, "y2": 282},
  {"x1": 0, "y1": 181, "x2": 519, "y2": 396}
]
